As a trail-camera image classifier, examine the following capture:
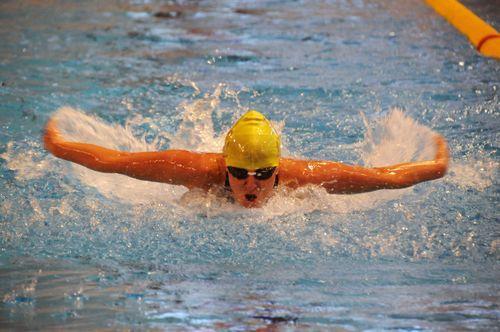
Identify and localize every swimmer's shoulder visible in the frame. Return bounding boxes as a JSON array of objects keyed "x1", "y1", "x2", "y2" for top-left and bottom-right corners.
[
  {"x1": 196, "y1": 152, "x2": 227, "y2": 189},
  {"x1": 278, "y1": 157, "x2": 310, "y2": 188}
]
